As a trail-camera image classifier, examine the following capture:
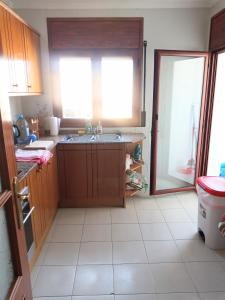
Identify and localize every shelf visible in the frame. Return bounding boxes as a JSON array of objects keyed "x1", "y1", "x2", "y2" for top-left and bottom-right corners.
[{"x1": 125, "y1": 188, "x2": 139, "y2": 197}]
